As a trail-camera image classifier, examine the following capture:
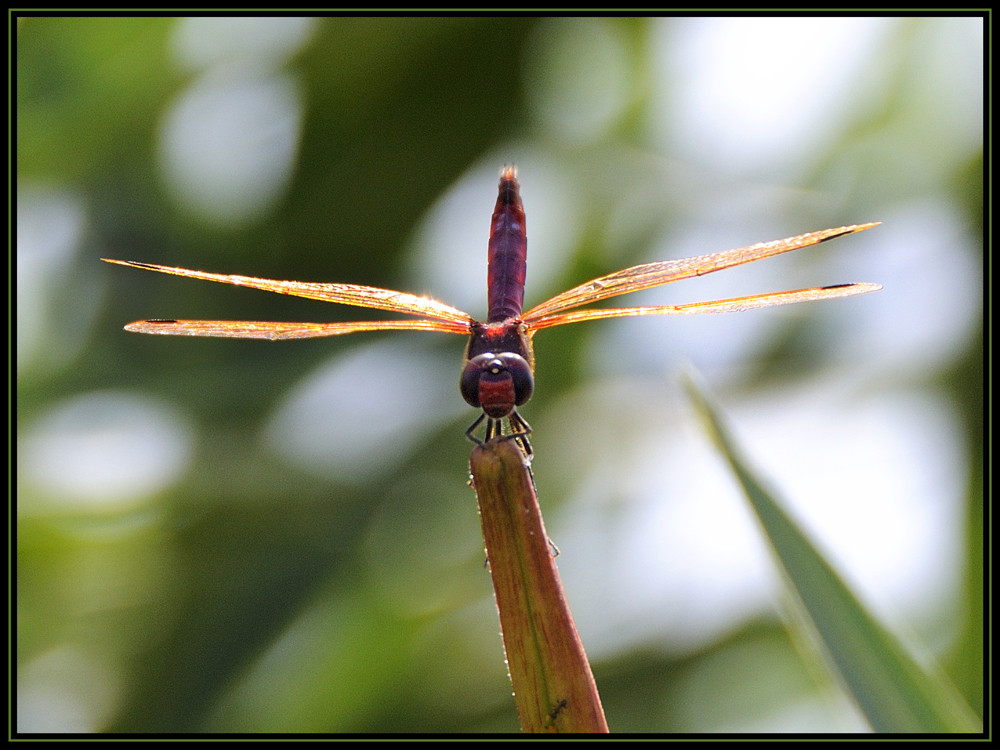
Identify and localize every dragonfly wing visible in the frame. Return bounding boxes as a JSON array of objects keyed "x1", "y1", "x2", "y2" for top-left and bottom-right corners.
[
  {"x1": 121, "y1": 318, "x2": 470, "y2": 340},
  {"x1": 527, "y1": 283, "x2": 882, "y2": 331},
  {"x1": 522, "y1": 223, "x2": 879, "y2": 322},
  {"x1": 102, "y1": 259, "x2": 473, "y2": 326}
]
